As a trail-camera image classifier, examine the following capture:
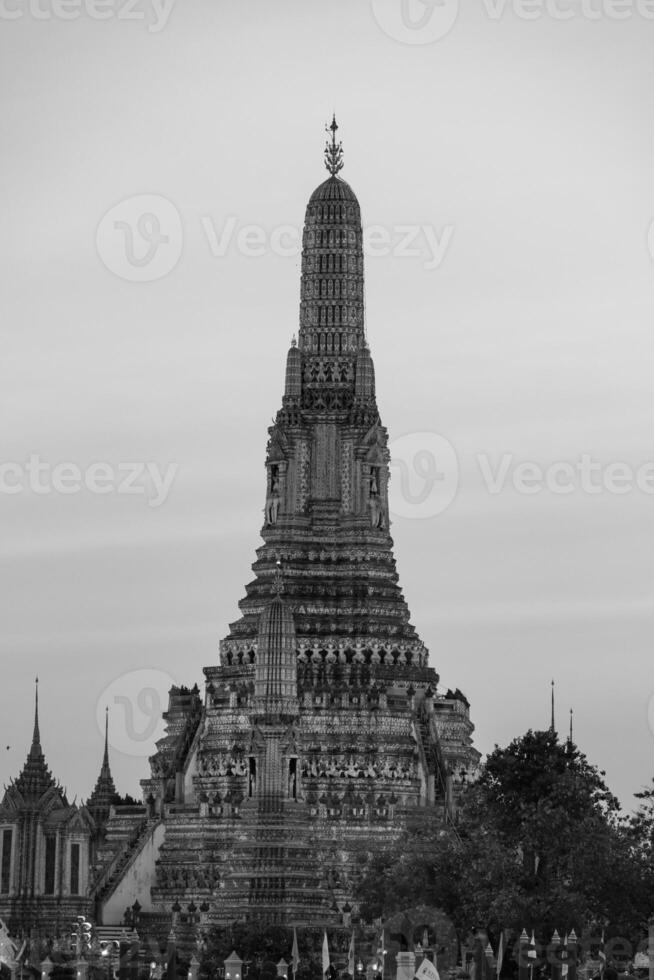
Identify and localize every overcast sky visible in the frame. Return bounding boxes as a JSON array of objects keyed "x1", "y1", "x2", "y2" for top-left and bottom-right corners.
[{"x1": 2, "y1": 0, "x2": 654, "y2": 811}]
